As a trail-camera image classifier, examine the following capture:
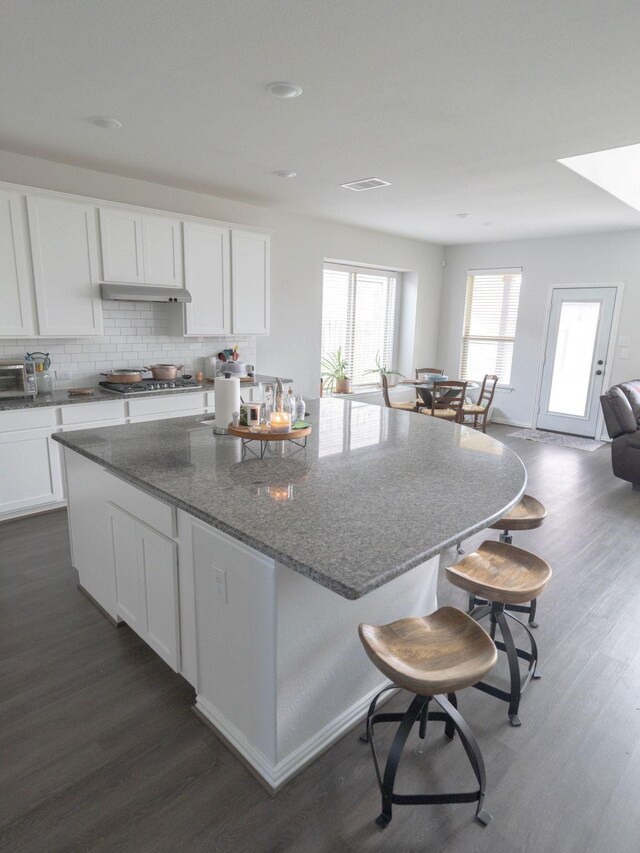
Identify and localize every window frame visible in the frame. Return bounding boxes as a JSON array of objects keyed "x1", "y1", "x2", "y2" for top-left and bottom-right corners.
[
  {"x1": 321, "y1": 262, "x2": 401, "y2": 389},
  {"x1": 459, "y1": 267, "x2": 523, "y2": 387}
]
